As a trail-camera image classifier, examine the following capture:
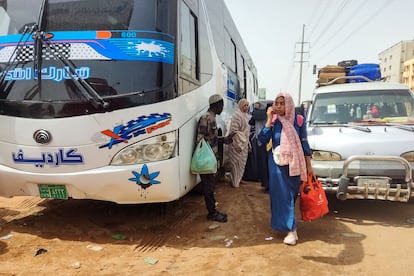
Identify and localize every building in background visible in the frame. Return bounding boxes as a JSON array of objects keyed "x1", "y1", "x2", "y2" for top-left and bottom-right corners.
[
  {"x1": 258, "y1": 88, "x2": 266, "y2": 99},
  {"x1": 403, "y1": 57, "x2": 414, "y2": 91},
  {"x1": 378, "y1": 40, "x2": 414, "y2": 83}
]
